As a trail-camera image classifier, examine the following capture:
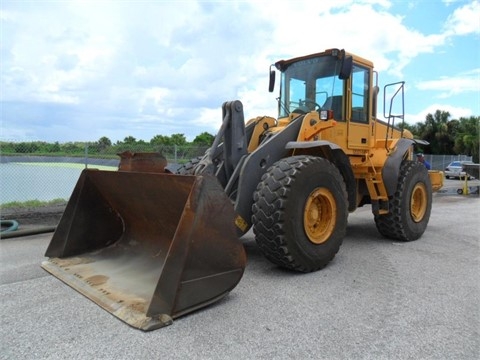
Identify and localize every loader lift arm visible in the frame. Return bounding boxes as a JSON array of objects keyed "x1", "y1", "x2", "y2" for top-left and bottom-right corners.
[
  {"x1": 189, "y1": 100, "x2": 307, "y2": 235},
  {"x1": 193, "y1": 101, "x2": 249, "y2": 184}
]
